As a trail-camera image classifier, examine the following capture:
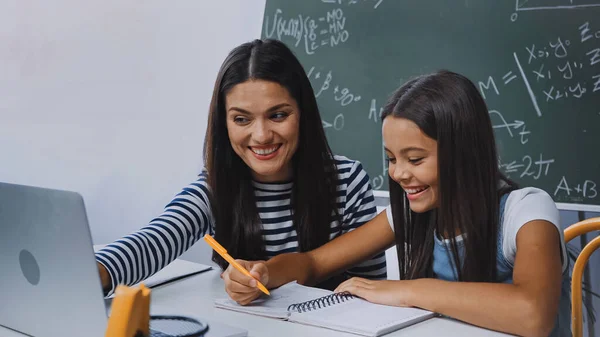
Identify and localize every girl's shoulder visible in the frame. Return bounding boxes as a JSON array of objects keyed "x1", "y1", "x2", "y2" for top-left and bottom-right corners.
[
  {"x1": 504, "y1": 187, "x2": 557, "y2": 215},
  {"x1": 501, "y1": 187, "x2": 566, "y2": 269}
]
